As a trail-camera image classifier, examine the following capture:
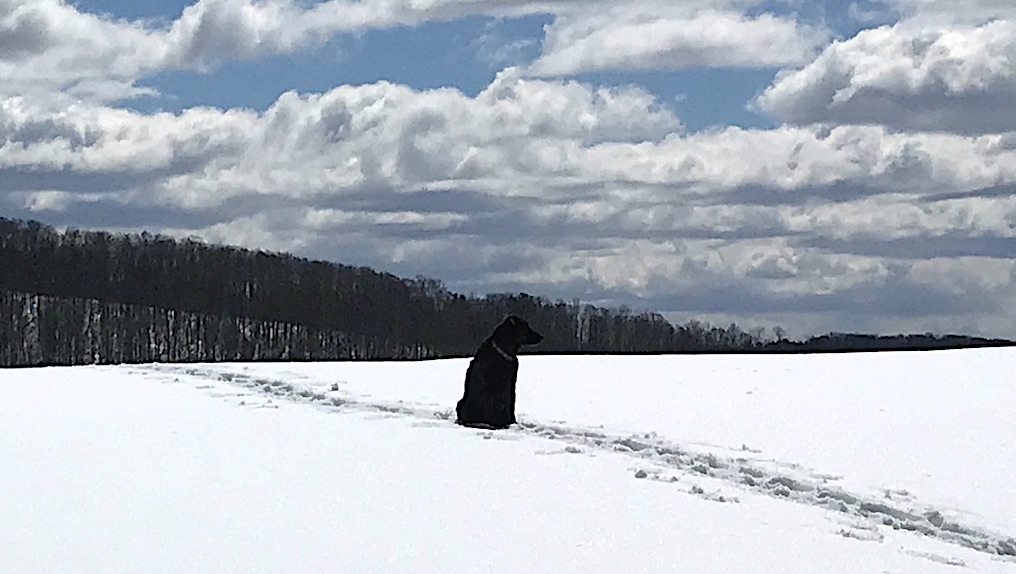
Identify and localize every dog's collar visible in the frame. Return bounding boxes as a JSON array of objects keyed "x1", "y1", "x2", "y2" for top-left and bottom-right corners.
[{"x1": 491, "y1": 341, "x2": 516, "y2": 363}]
